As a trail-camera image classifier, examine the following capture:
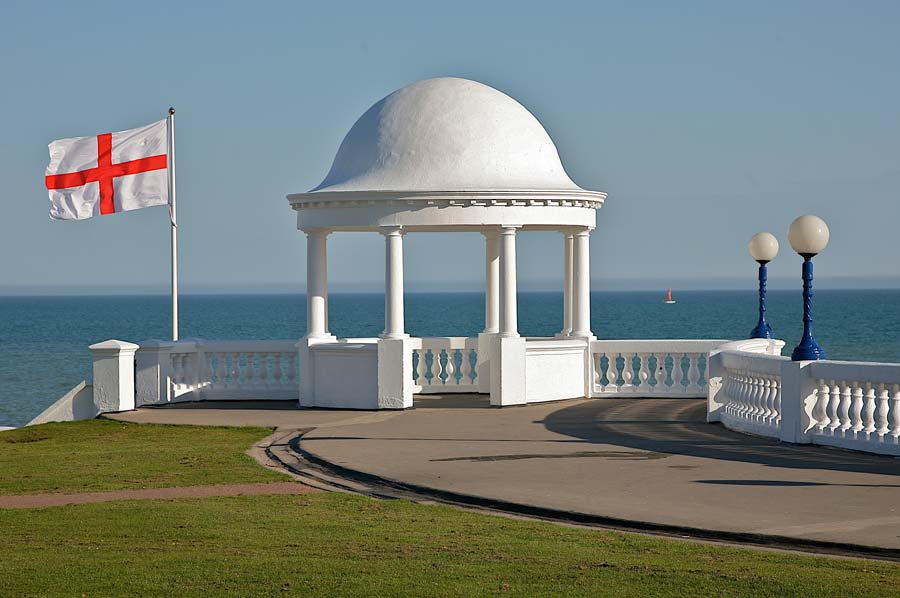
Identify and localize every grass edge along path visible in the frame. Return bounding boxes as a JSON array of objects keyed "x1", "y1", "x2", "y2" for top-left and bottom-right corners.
[{"x1": 0, "y1": 419, "x2": 287, "y2": 495}]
